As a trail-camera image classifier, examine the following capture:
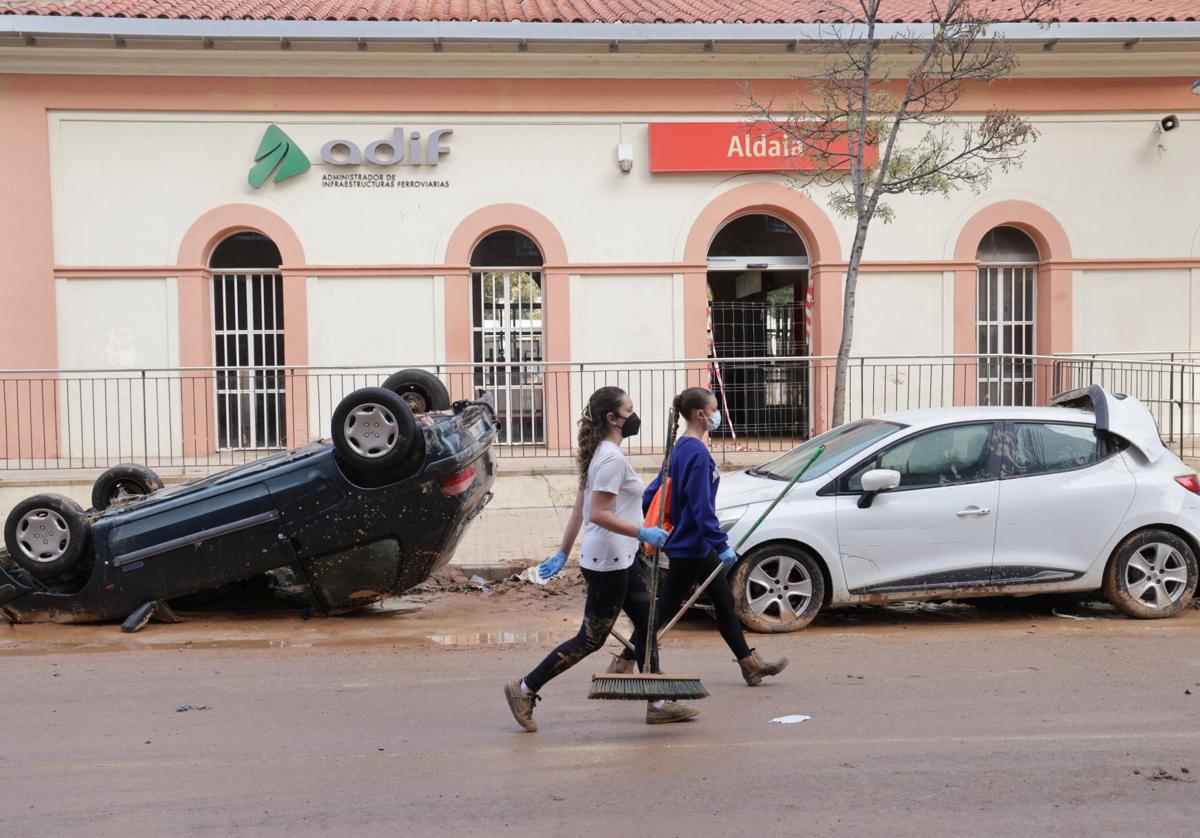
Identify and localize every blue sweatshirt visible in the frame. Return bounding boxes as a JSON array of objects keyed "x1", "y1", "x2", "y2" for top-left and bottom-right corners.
[{"x1": 643, "y1": 436, "x2": 729, "y2": 559}]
